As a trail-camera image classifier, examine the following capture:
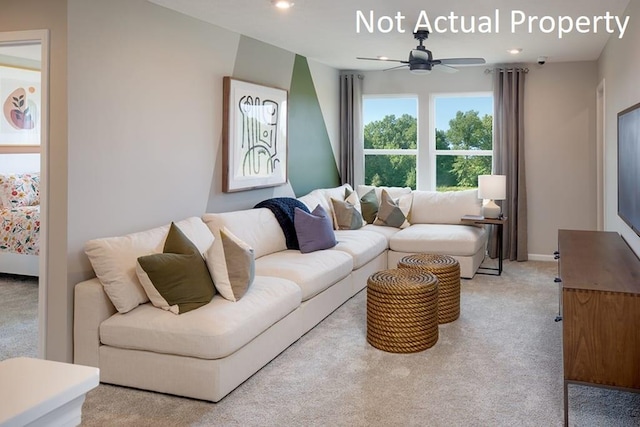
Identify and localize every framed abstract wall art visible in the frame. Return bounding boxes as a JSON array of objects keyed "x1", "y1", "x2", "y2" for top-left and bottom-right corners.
[
  {"x1": 222, "y1": 77, "x2": 288, "y2": 192},
  {"x1": 0, "y1": 65, "x2": 41, "y2": 149}
]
